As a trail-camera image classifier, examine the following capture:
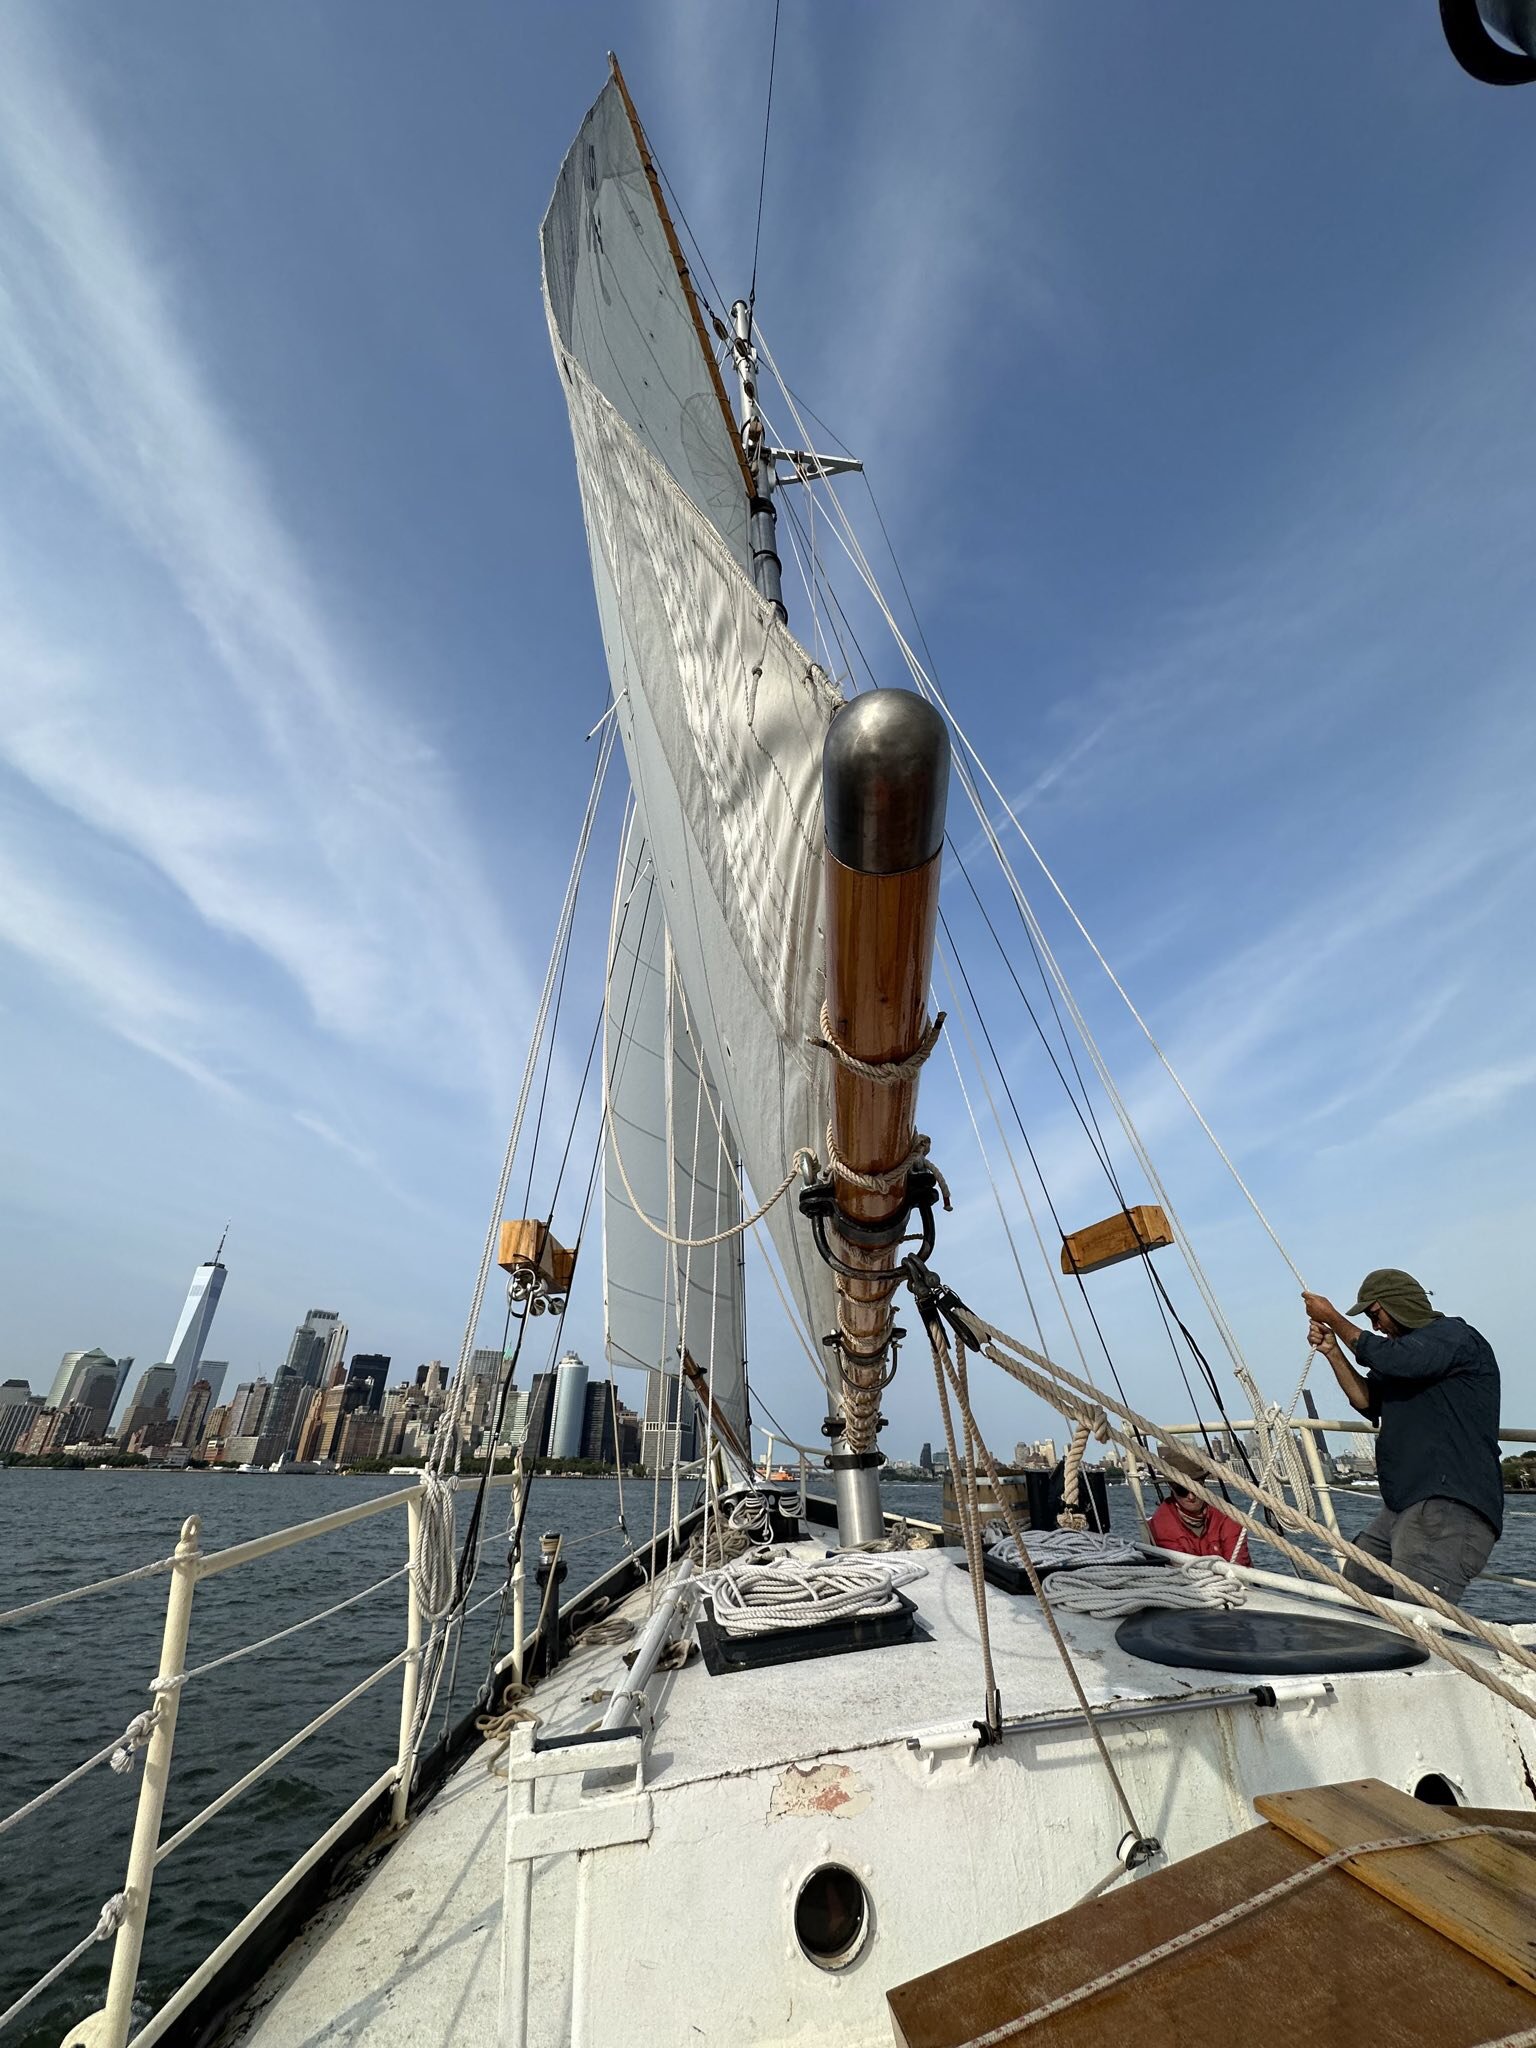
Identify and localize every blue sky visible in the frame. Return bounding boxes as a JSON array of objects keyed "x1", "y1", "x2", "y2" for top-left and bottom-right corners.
[{"x1": 1, "y1": 3, "x2": 1533, "y2": 1464}]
